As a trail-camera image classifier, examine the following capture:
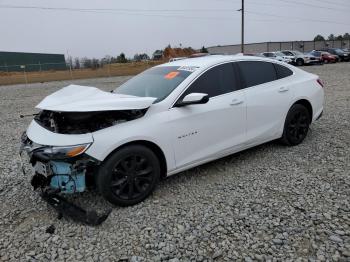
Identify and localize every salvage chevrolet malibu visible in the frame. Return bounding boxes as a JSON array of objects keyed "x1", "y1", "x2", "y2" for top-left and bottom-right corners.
[{"x1": 20, "y1": 55, "x2": 324, "y2": 210}]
